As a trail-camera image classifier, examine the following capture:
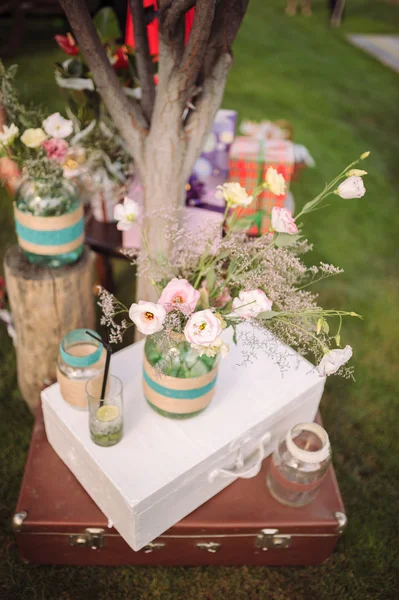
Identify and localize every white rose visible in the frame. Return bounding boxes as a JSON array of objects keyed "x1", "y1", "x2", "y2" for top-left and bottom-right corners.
[
  {"x1": 264, "y1": 167, "x2": 286, "y2": 196},
  {"x1": 184, "y1": 309, "x2": 222, "y2": 347},
  {"x1": 336, "y1": 176, "x2": 365, "y2": 199},
  {"x1": 114, "y1": 196, "x2": 140, "y2": 231},
  {"x1": 191, "y1": 337, "x2": 229, "y2": 358},
  {"x1": 42, "y1": 113, "x2": 73, "y2": 139},
  {"x1": 129, "y1": 301, "x2": 166, "y2": 335},
  {"x1": 232, "y1": 289, "x2": 272, "y2": 320},
  {"x1": 215, "y1": 182, "x2": 253, "y2": 208},
  {"x1": 271, "y1": 206, "x2": 298, "y2": 234},
  {"x1": 317, "y1": 345, "x2": 353, "y2": 376},
  {"x1": 20, "y1": 128, "x2": 47, "y2": 148},
  {"x1": 0, "y1": 123, "x2": 19, "y2": 146}
]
